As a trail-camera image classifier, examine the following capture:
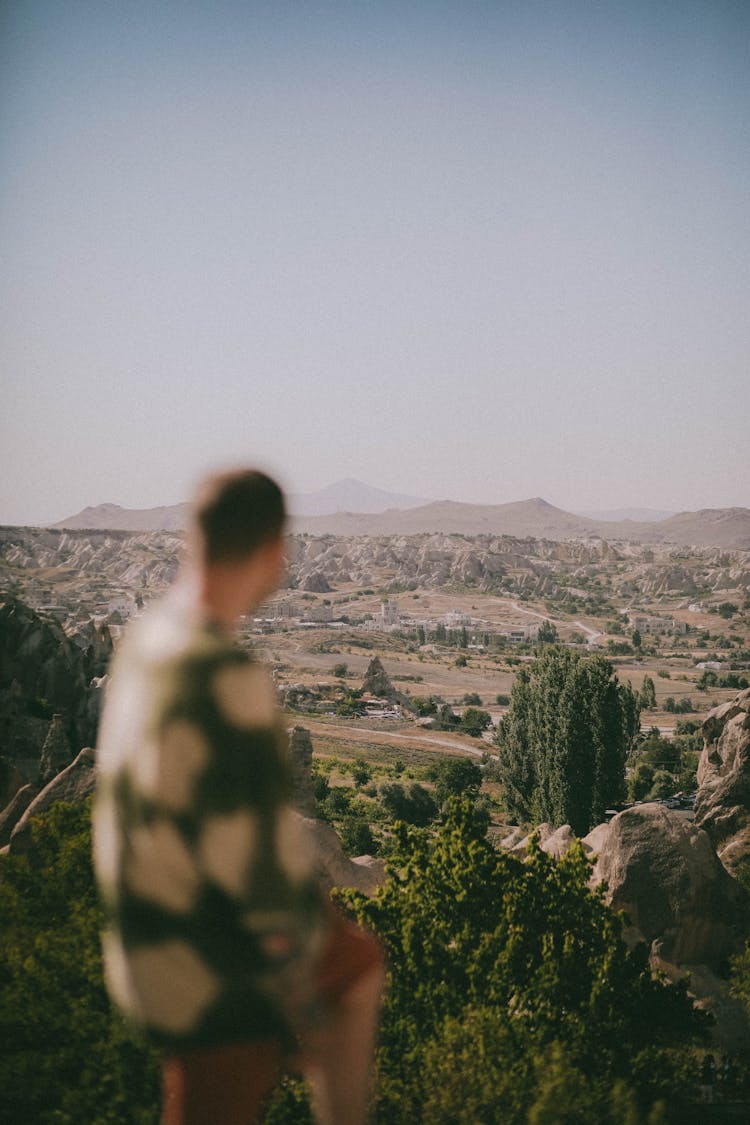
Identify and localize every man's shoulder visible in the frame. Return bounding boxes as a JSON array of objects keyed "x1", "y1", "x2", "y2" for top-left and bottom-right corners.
[{"x1": 120, "y1": 591, "x2": 238, "y2": 674}]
